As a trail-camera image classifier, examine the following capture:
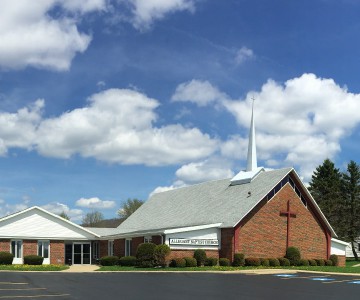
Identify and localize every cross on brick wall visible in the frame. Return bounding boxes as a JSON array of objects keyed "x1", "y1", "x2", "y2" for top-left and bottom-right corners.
[{"x1": 280, "y1": 200, "x2": 297, "y2": 249}]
